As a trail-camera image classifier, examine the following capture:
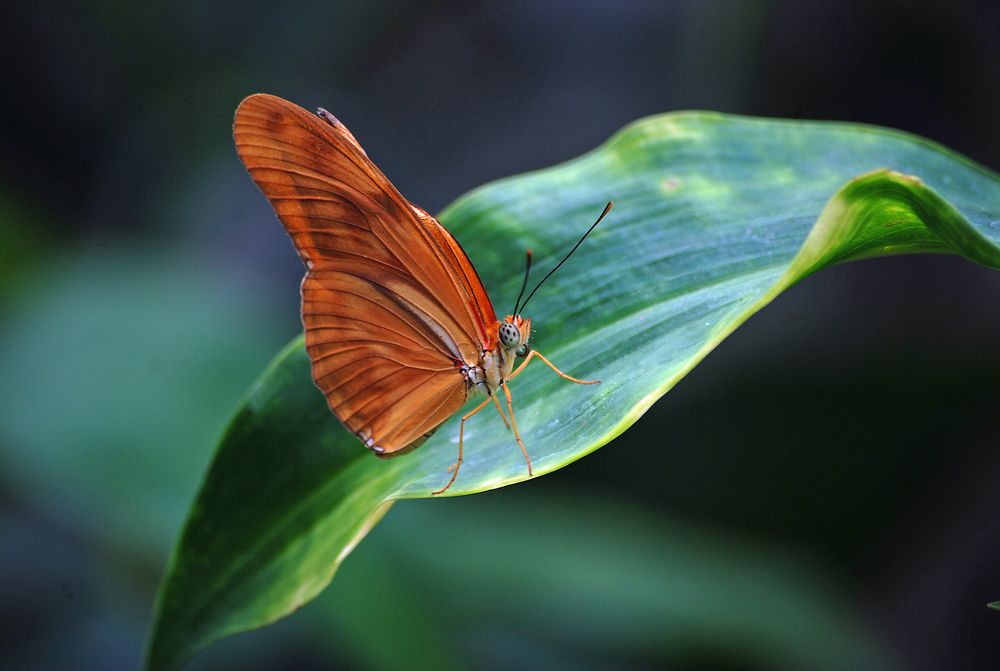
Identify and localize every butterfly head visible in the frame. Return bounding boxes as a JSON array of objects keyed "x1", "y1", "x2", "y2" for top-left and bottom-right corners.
[{"x1": 499, "y1": 315, "x2": 532, "y2": 358}]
